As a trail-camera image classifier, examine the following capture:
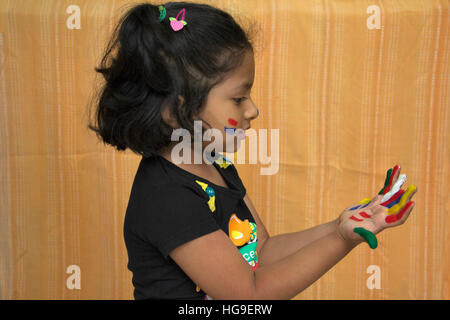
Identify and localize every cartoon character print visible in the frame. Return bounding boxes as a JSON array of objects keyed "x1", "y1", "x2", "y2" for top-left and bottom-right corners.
[
  {"x1": 228, "y1": 214, "x2": 259, "y2": 270},
  {"x1": 196, "y1": 213, "x2": 259, "y2": 299}
]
